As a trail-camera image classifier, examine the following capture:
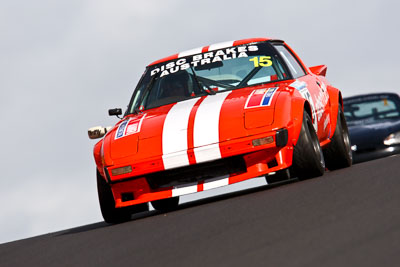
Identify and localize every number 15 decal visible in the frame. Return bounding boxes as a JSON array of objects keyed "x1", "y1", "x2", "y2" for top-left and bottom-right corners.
[{"x1": 249, "y1": 56, "x2": 273, "y2": 67}]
